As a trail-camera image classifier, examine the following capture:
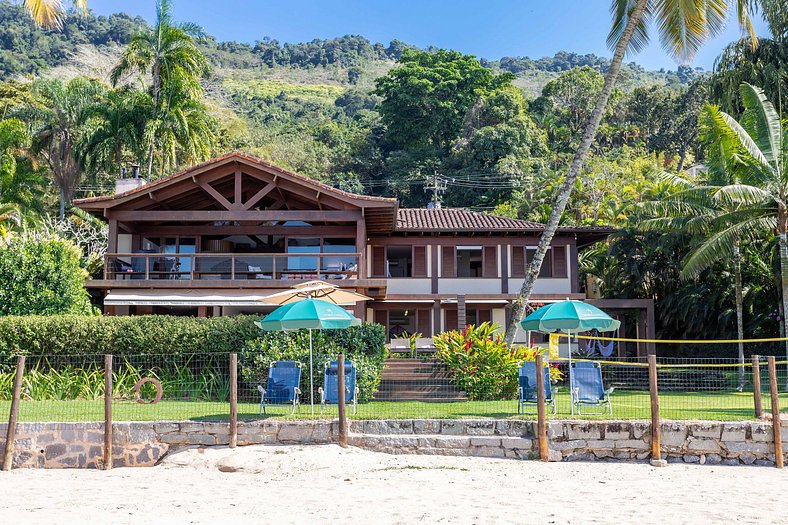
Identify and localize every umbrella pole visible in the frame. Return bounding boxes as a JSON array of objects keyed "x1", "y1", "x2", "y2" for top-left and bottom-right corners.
[
  {"x1": 569, "y1": 332, "x2": 574, "y2": 416},
  {"x1": 309, "y1": 329, "x2": 314, "y2": 415}
]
